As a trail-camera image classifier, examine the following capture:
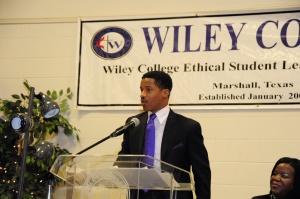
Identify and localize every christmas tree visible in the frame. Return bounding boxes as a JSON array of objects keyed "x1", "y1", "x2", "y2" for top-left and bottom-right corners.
[{"x1": 0, "y1": 80, "x2": 79, "y2": 199}]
